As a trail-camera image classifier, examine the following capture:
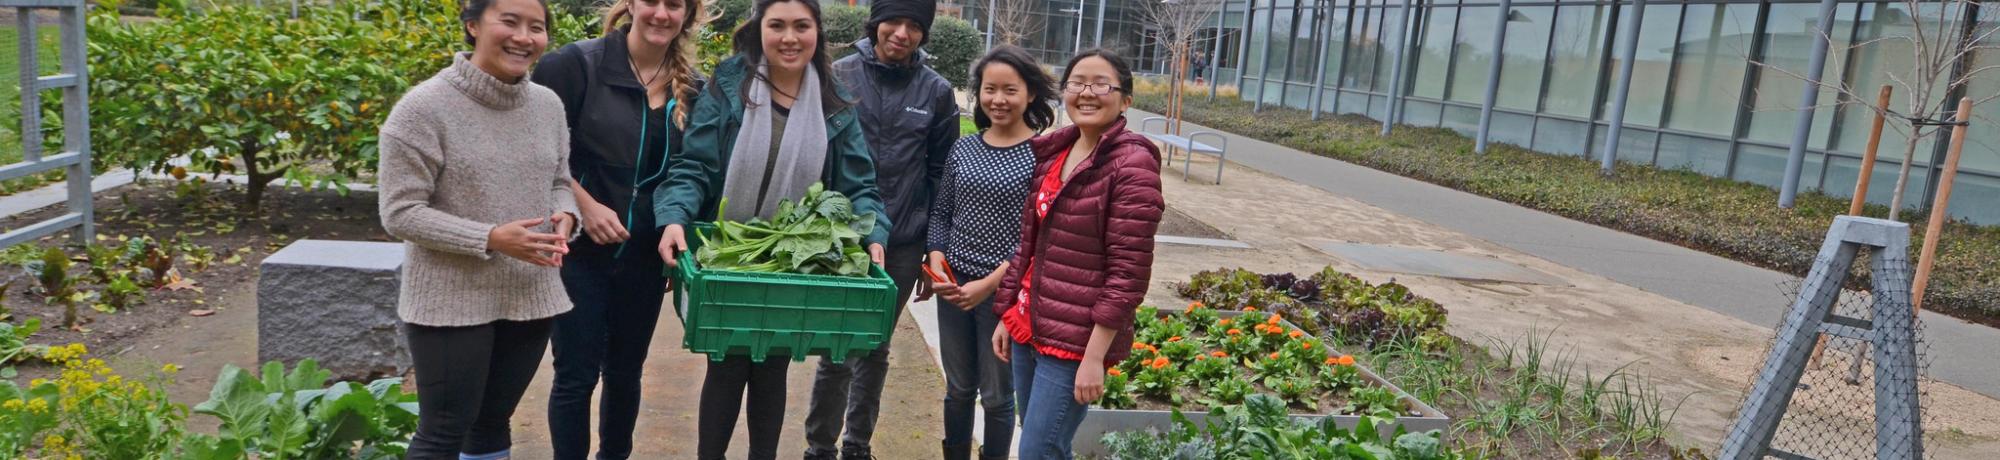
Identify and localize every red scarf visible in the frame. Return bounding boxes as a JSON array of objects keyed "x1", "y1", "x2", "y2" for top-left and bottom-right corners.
[{"x1": 1000, "y1": 144, "x2": 1084, "y2": 361}]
